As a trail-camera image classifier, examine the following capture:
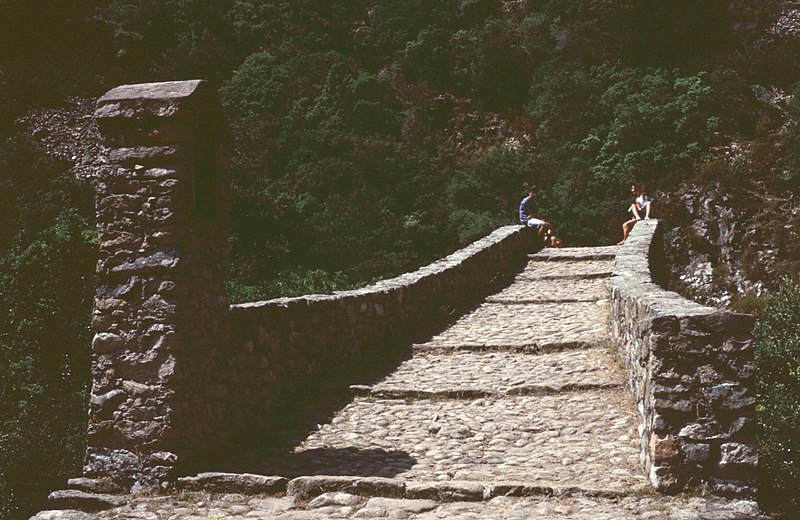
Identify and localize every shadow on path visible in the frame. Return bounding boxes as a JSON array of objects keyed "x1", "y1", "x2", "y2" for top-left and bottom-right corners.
[{"x1": 191, "y1": 258, "x2": 532, "y2": 479}]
